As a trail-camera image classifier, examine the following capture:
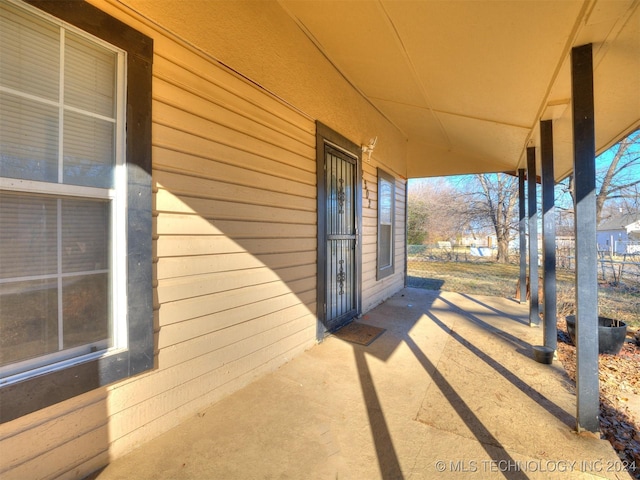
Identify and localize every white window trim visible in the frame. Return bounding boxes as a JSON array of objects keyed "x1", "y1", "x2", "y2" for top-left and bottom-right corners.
[
  {"x1": 0, "y1": 0, "x2": 153, "y2": 424},
  {"x1": 0, "y1": 0, "x2": 128, "y2": 383}
]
